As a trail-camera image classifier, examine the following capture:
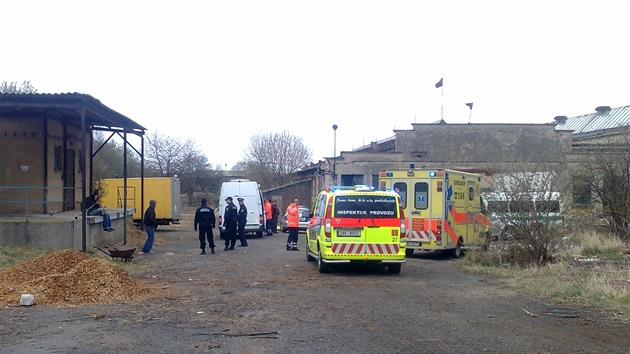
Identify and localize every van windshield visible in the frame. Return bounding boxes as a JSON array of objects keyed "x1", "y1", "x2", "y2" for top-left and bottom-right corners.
[{"x1": 333, "y1": 195, "x2": 397, "y2": 218}]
